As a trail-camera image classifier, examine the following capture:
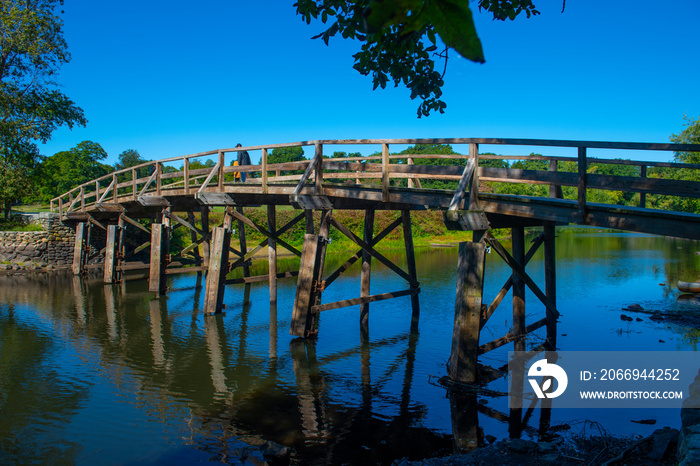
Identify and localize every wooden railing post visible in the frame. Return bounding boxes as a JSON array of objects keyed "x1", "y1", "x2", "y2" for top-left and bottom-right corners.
[
  {"x1": 548, "y1": 159, "x2": 563, "y2": 199},
  {"x1": 382, "y1": 143, "x2": 390, "y2": 202},
  {"x1": 314, "y1": 143, "x2": 323, "y2": 195},
  {"x1": 184, "y1": 157, "x2": 190, "y2": 195},
  {"x1": 218, "y1": 150, "x2": 225, "y2": 191},
  {"x1": 577, "y1": 147, "x2": 588, "y2": 221},
  {"x1": 132, "y1": 168, "x2": 137, "y2": 201},
  {"x1": 468, "y1": 143, "x2": 480, "y2": 209},
  {"x1": 80, "y1": 186, "x2": 85, "y2": 211},
  {"x1": 407, "y1": 157, "x2": 414, "y2": 189},
  {"x1": 95, "y1": 180, "x2": 100, "y2": 206},
  {"x1": 640, "y1": 164, "x2": 647, "y2": 208},
  {"x1": 156, "y1": 162, "x2": 162, "y2": 196},
  {"x1": 112, "y1": 173, "x2": 118, "y2": 202},
  {"x1": 261, "y1": 148, "x2": 268, "y2": 193}
]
